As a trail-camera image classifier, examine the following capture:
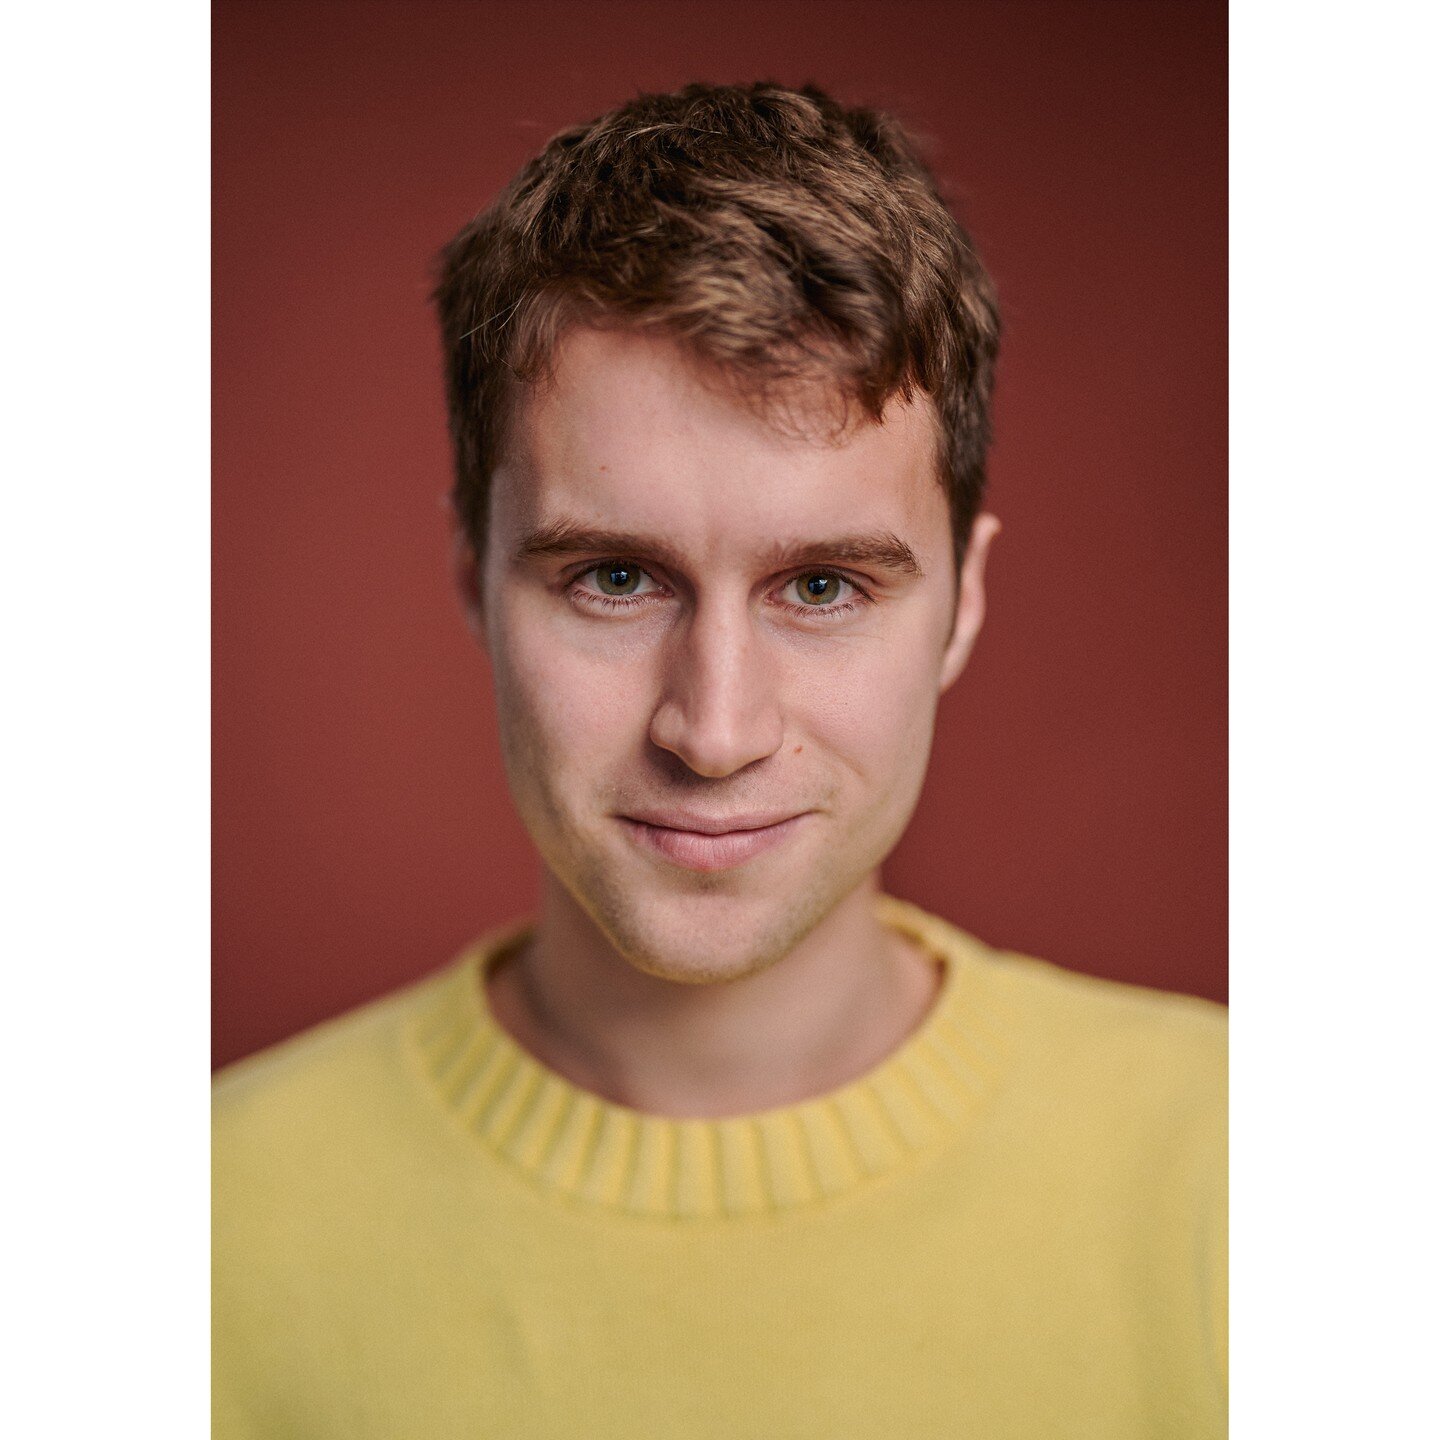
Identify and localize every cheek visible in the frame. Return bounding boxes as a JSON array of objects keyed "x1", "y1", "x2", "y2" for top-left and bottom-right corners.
[
  {"x1": 813, "y1": 690, "x2": 935, "y2": 787},
  {"x1": 800, "y1": 622, "x2": 944, "y2": 731},
  {"x1": 489, "y1": 603, "x2": 657, "y2": 787},
  {"x1": 792, "y1": 636, "x2": 941, "y2": 791}
]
